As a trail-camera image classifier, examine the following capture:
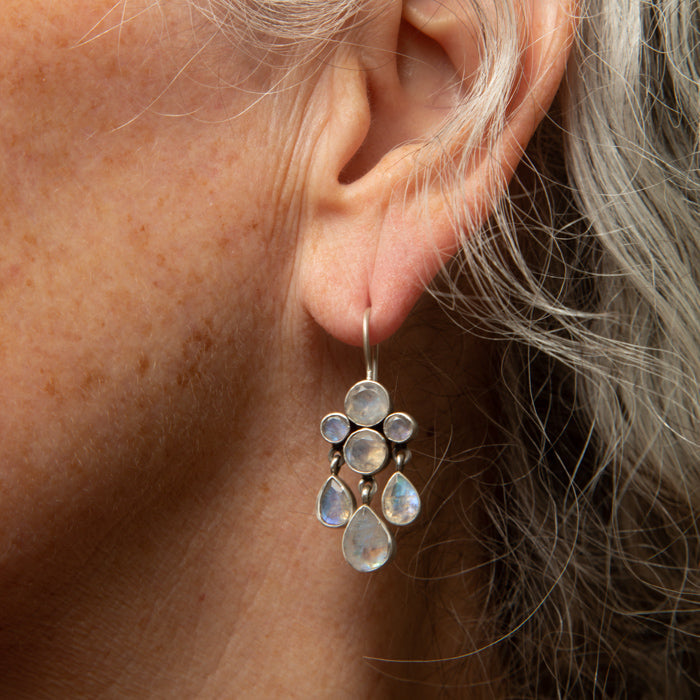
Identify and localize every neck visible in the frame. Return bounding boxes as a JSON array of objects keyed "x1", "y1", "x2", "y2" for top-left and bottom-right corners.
[{"x1": 0, "y1": 315, "x2": 496, "y2": 698}]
